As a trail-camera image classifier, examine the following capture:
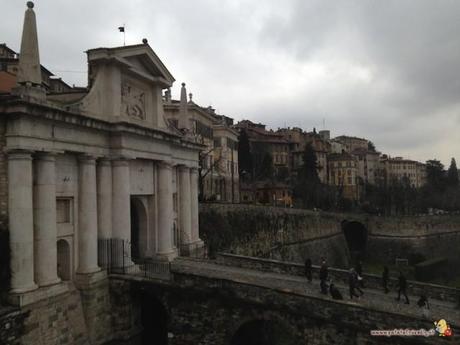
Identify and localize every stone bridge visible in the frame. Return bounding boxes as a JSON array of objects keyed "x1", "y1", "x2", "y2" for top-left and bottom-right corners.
[
  {"x1": 111, "y1": 256, "x2": 459, "y2": 345},
  {"x1": 2, "y1": 255, "x2": 459, "y2": 344}
]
